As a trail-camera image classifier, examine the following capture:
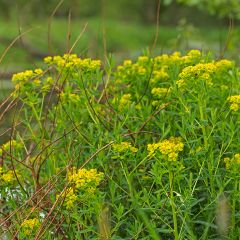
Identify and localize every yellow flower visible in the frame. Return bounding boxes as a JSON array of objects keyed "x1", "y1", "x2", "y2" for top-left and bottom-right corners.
[
  {"x1": 228, "y1": 95, "x2": 240, "y2": 111},
  {"x1": 123, "y1": 60, "x2": 132, "y2": 66},
  {"x1": 172, "y1": 51, "x2": 181, "y2": 57},
  {"x1": 179, "y1": 63, "x2": 216, "y2": 80},
  {"x1": 230, "y1": 103, "x2": 239, "y2": 111},
  {"x1": 169, "y1": 52, "x2": 182, "y2": 64},
  {"x1": 215, "y1": 59, "x2": 233, "y2": 70},
  {"x1": 118, "y1": 94, "x2": 132, "y2": 110},
  {"x1": 147, "y1": 142, "x2": 161, "y2": 157},
  {"x1": 234, "y1": 154, "x2": 240, "y2": 164},
  {"x1": 0, "y1": 168, "x2": 21, "y2": 184},
  {"x1": 34, "y1": 68, "x2": 43, "y2": 75},
  {"x1": 137, "y1": 66, "x2": 147, "y2": 75},
  {"x1": 151, "y1": 69, "x2": 169, "y2": 84},
  {"x1": 65, "y1": 187, "x2": 77, "y2": 209},
  {"x1": 1, "y1": 171, "x2": 15, "y2": 183},
  {"x1": 154, "y1": 54, "x2": 170, "y2": 65},
  {"x1": 90, "y1": 60, "x2": 101, "y2": 69},
  {"x1": 147, "y1": 137, "x2": 184, "y2": 161},
  {"x1": 135, "y1": 104, "x2": 142, "y2": 110},
  {"x1": 1, "y1": 140, "x2": 21, "y2": 153},
  {"x1": 227, "y1": 95, "x2": 240, "y2": 104},
  {"x1": 176, "y1": 79, "x2": 185, "y2": 88},
  {"x1": 21, "y1": 218, "x2": 40, "y2": 236},
  {"x1": 113, "y1": 142, "x2": 138, "y2": 153},
  {"x1": 117, "y1": 65, "x2": 124, "y2": 72},
  {"x1": 44, "y1": 54, "x2": 101, "y2": 71},
  {"x1": 33, "y1": 79, "x2": 41, "y2": 86},
  {"x1": 58, "y1": 168, "x2": 103, "y2": 208},
  {"x1": 41, "y1": 77, "x2": 54, "y2": 92},
  {"x1": 68, "y1": 168, "x2": 103, "y2": 191},
  {"x1": 187, "y1": 49, "x2": 201, "y2": 58},
  {"x1": 224, "y1": 154, "x2": 240, "y2": 170},
  {"x1": 138, "y1": 56, "x2": 149, "y2": 63},
  {"x1": 12, "y1": 70, "x2": 34, "y2": 83},
  {"x1": 224, "y1": 157, "x2": 231, "y2": 169},
  {"x1": 151, "y1": 87, "x2": 169, "y2": 98},
  {"x1": 44, "y1": 56, "x2": 53, "y2": 63}
]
